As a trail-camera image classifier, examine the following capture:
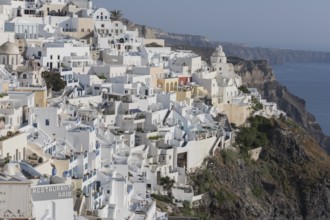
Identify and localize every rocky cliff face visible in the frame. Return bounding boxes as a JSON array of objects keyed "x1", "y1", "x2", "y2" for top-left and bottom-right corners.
[
  {"x1": 228, "y1": 57, "x2": 330, "y2": 155},
  {"x1": 158, "y1": 118, "x2": 330, "y2": 220},
  {"x1": 191, "y1": 119, "x2": 330, "y2": 220}
]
